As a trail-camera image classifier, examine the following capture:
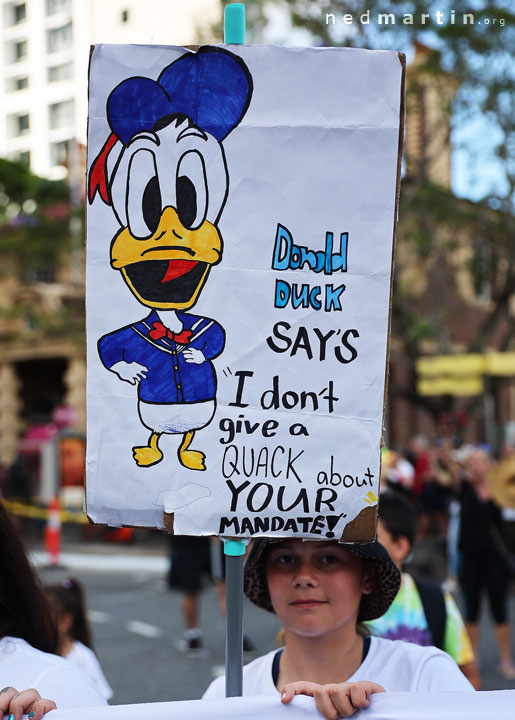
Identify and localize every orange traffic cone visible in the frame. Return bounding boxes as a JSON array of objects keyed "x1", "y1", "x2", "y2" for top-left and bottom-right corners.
[{"x1": 45, "y1": 497, "x2": 61, "y2": 567}]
